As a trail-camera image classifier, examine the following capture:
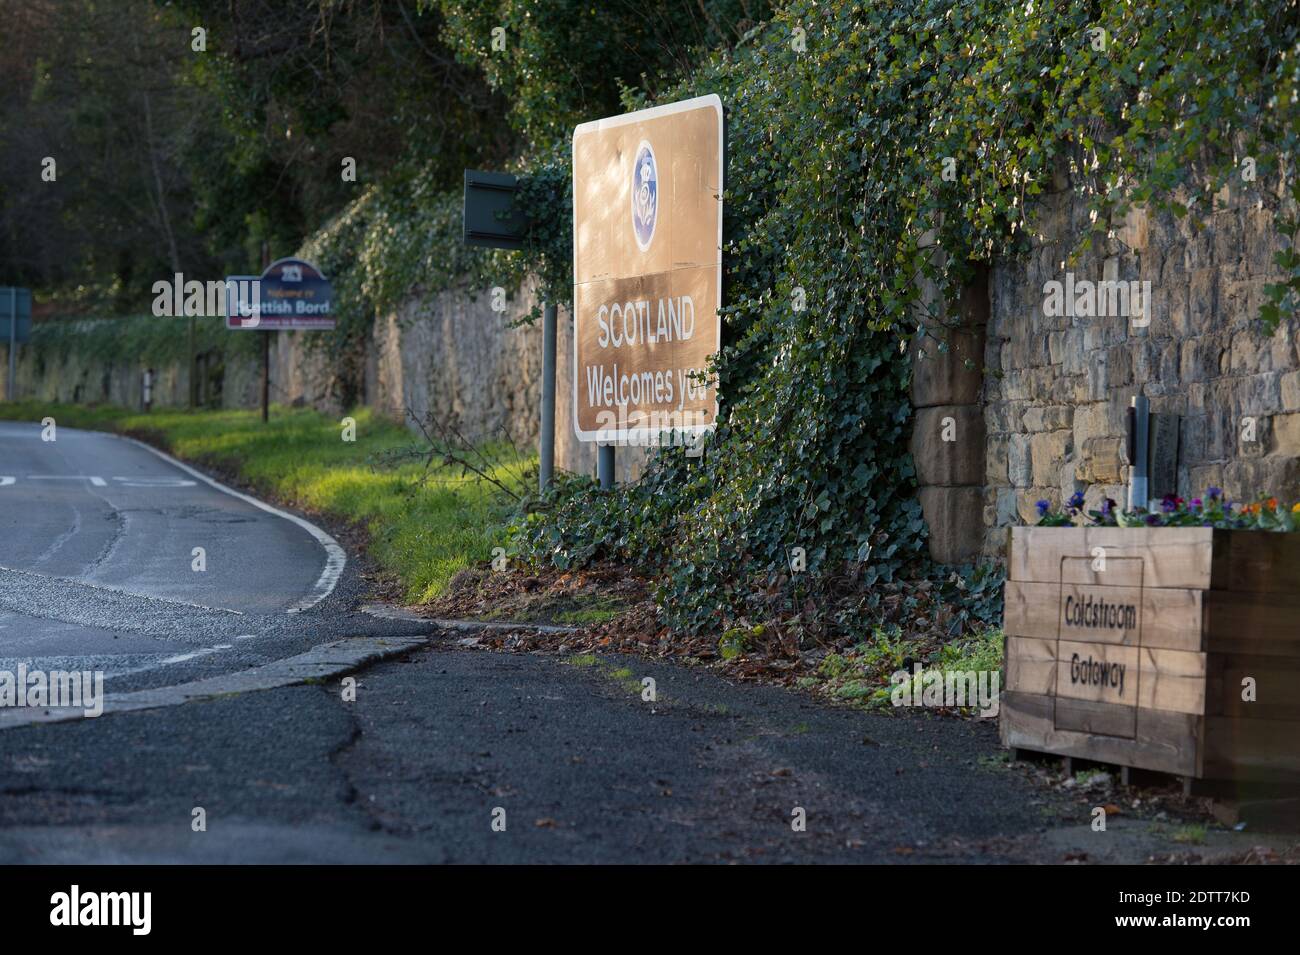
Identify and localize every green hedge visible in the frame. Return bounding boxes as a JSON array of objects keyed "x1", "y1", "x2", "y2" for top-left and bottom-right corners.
[
  {"x1": 504, "y1": 0, "x2": 1300, "y2": 639},
  {"x1": 27, "y1": 314, "x2": 259, "y2": 367},
  {"x1": 303, "y1": 0, "x2": 1300, "y2": 641}
]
